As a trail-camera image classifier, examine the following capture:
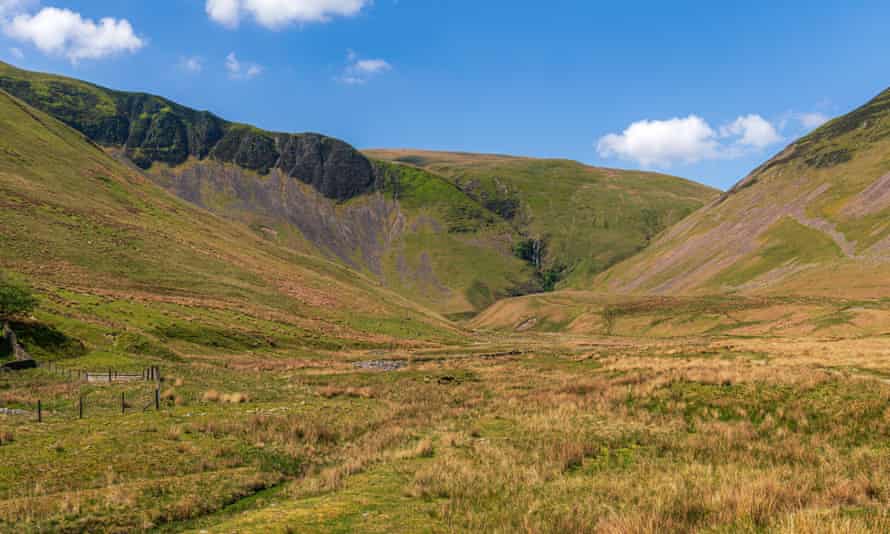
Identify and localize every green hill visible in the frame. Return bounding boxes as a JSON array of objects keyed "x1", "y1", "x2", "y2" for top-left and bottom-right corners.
[
  {"x1": 0, "y1": 62, "x2": 539, "y2": 315},
  {"x1": 470, "y1": 88, "x2": 890, "y2": 336},
  {"x1": 0, "y1": 88, "x2": 462, "y2": 370},
  {"x1": 0, "y1": 62, "x2": 715, "y2": 316},
  {"x1": 364, "y1": 149, "x2": 719, "y2": 287}
]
